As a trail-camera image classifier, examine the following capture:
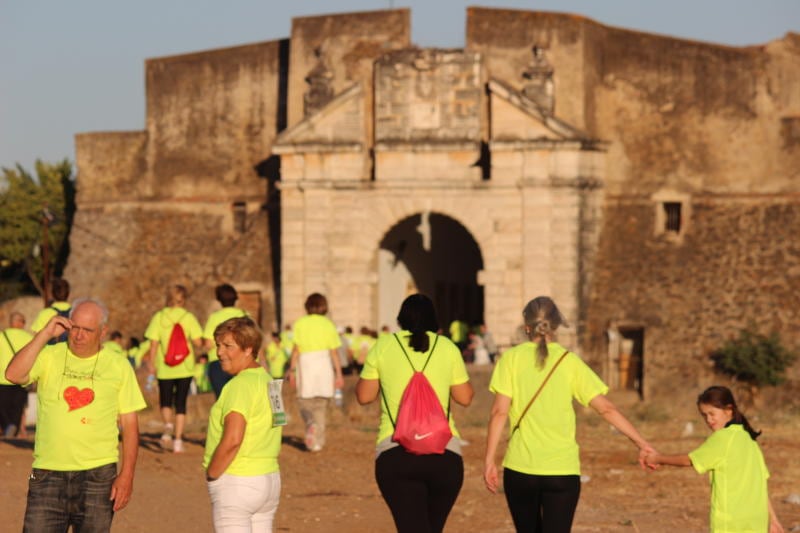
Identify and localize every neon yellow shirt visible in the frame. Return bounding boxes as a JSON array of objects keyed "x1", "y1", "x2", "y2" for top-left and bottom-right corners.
[
  {"x1": 360, "y1": 332, "x2": 469, "y2": 444},
  {"x1": 144, "y1": 307, "x2": 203, "y2": 379},
  {"x1": 266, "y1": 341, "x2": 288, "y2": 378},
  {"x1": 202, "y1": 307, "x2": 248, "y2": 362},
  {"x1": 689, "y1": 424, "x2": 770, "y2": 532},
  {"x1": 31, "y1": 301, "x2": 71, "y2": 332},
  {"x1": 102, "y1": 340, "x2": 127, "y2": 359},
  {"x1": 279, "y1": 330, "x2": 294, "y2": 355},
  {"x1": 292, "y1": 314, "x2": 341, "y2": 353},
  {"x1": 203, "y1": 367, "x2": 281, "y2": 475},
  {"x1": 28, "y1": 344, "x2": 146, "y2": 470},
  {"x1": 489, "y1": 341, "x2": 608, "y2": 475},
  {"x1": 1, "y1": 327, "x2": 33, "y2": 385}
]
